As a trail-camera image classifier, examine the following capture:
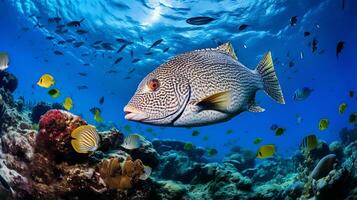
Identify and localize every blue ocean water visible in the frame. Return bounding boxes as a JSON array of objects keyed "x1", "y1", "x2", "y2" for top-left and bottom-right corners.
[{"x1": 1, "y1": 0, "x2": 356, "y2": 159}]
